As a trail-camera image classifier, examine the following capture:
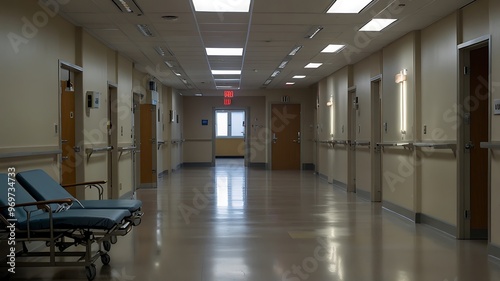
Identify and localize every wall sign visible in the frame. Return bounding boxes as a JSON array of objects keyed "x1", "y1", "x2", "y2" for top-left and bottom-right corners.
[
  {"x1": 202, "y1": 119, "x2": 209, "y2": 126},
  {"x1": 494, "y1": 99, "x2": 500, "y2": 115}
]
